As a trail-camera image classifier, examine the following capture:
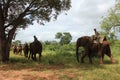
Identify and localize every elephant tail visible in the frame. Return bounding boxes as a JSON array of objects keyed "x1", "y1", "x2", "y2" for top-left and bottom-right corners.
[{"x1": 76, "y1": 45, "x2": 79, "y2": 63}]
